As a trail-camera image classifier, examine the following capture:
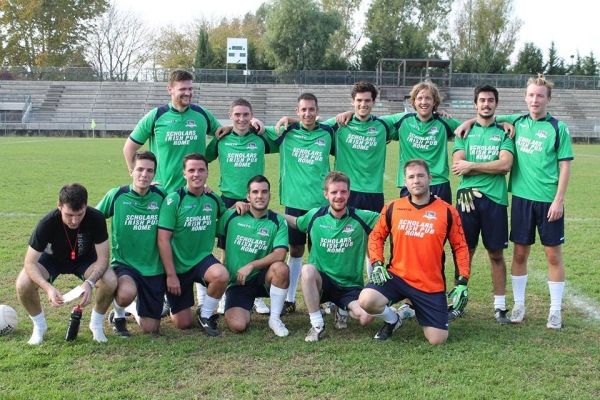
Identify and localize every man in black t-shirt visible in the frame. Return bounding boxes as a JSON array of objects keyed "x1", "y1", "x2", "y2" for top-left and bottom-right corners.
[{"x1": 15, "y1": 183, "x2": 117, "y2": 345}]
